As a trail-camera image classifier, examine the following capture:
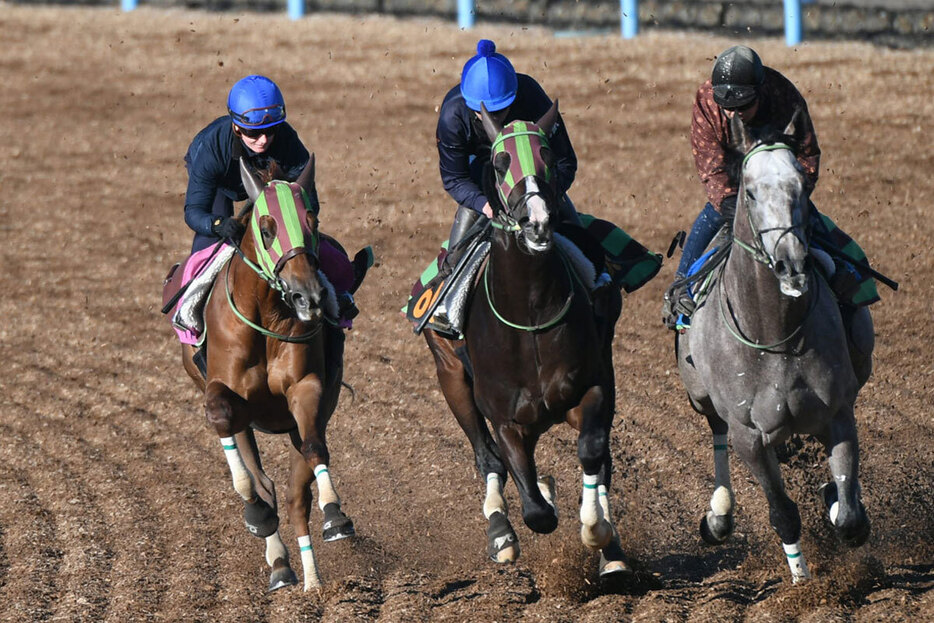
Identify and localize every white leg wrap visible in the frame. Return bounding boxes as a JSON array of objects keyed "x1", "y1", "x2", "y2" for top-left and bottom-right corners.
[
  {"x1": 580, "y1": 473, "x2": 612, "y2": 549},
  {"x1": 314, "y1": 464, "x2": 340, "y2": 510},
  {"x1": 220, "y1": 437, "x2": 255, "y2": 501},
  {"x1": 783, "y1": 541, "x2": 811, "y2": 583},
  {"x1": 483, "y1": 473, "x2": 507, "y2": 519},
  {"x1": 265, "y1": 532, "x2": 288, "y2": 567},
  {"x1": 298, "y1": 535, "x2": 322, "y2": 590},
  {"x1": 580, "y1": 473, "x2": 603, "y2": 526}
]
